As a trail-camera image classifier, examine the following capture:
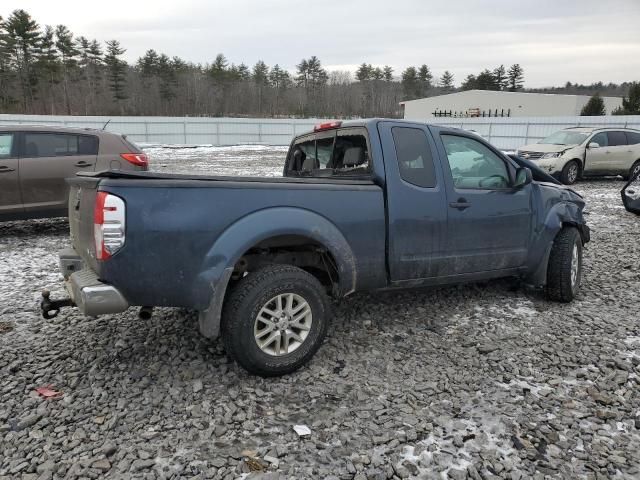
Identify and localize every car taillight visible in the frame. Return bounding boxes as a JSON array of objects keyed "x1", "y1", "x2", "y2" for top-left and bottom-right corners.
[
  {"x1": 94, "y1": 192, "x2": 125, "y2": 261},
  {"x1": 120, "y1": 152, "x2": 149, "y2": 167}
]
